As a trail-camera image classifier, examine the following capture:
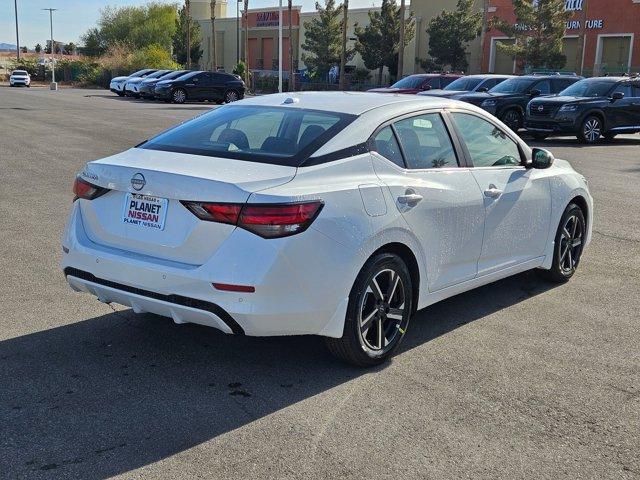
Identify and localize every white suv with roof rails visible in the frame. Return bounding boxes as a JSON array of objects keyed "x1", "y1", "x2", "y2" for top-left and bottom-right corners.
[{"x1": 9, "y1": 70, "x2": 31, "y2": 87}]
